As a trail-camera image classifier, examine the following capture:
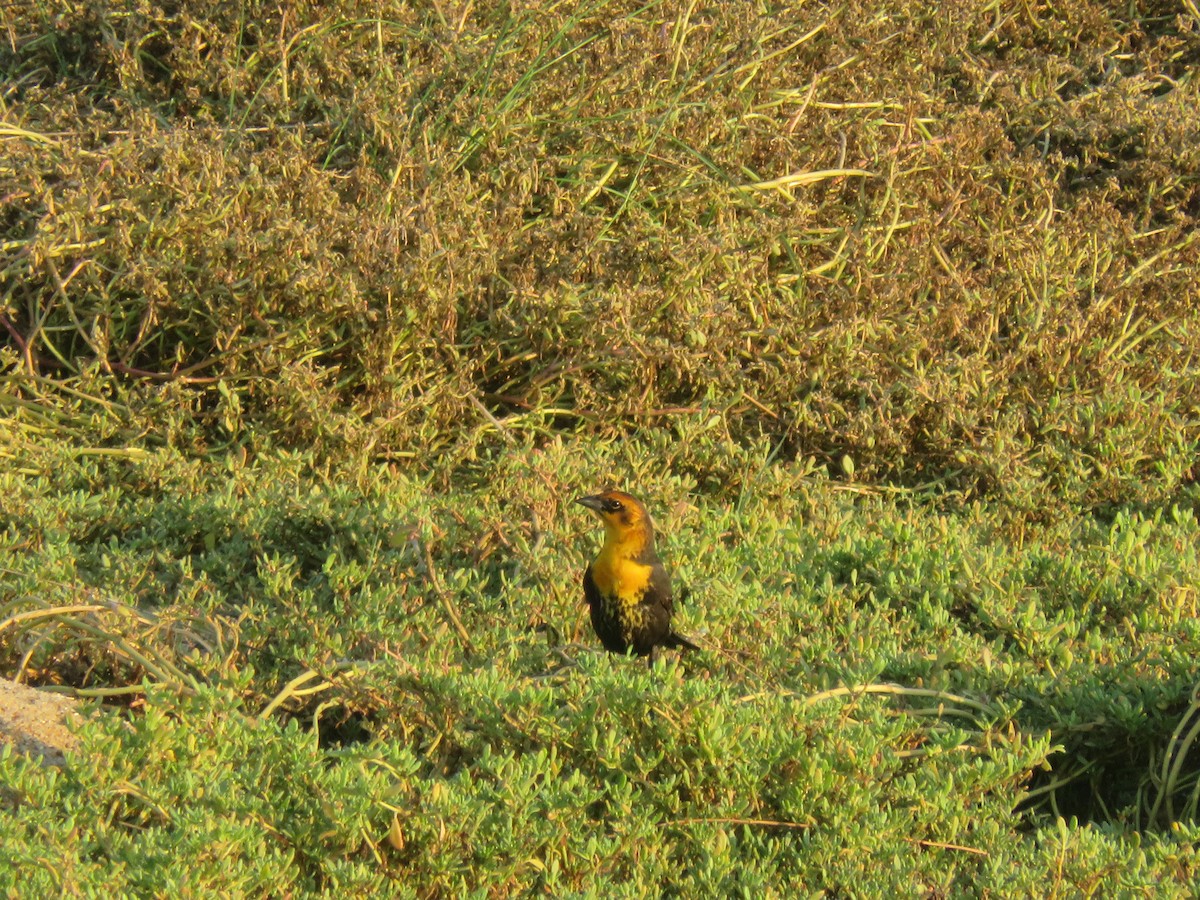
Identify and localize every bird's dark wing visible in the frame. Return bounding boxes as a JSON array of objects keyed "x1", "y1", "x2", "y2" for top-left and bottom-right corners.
[
  {"x1": 582, "y1": 562, "x2": 601, "y2": 608},
  {"x1": 645, "y1": 561, "x2": 674, "y2": 615},
  {"x1": 644, "y1": 560, "x2": 701, "y2": 653}
]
